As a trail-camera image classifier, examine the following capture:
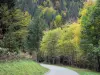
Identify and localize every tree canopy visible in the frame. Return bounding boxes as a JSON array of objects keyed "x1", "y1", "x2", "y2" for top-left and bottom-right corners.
[{"x1": 0, "y1": 0, "x2": 100, "y2": 72}]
